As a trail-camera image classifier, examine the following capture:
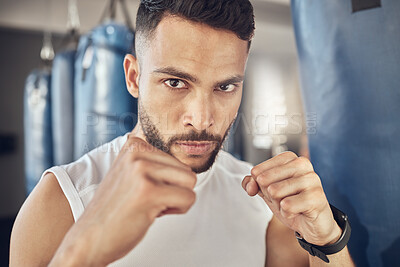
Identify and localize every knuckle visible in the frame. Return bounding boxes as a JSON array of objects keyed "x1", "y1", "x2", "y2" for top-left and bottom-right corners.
[
  {"x1": 315, "y1": 187, "x2": 325, "y2": 199},
  {"x1": 188, "y1": 171, "x2": 197, "y2": 189},
  {"x1": 280, "y1": 198, "x2": 292, "y2": 212},
  {"x1": 280, "y1": 151, "x2": 298, "y2": 160},
  {"x1": 308, "y1": 172, "x2": 322, "y2": 186},
  {"x1": 251, "y1": 167, "x2": 260, "y2": 177},
  {"x1": 180, "y1": 191, "x2": 196, "y2": 213},
  {"x1": 255, "y1": 172, "x2": 265, "y2": 184},
  {"x1": 133, "y1": 159, "x2": 149, "y2": 174},
  {"x1": 258, "y1": 168, "x2": 278, "y2": 184},
  {"x1": 256, "y1": 171, "x2": 271, "y2": 184},
  {"x1": 182, "y1": 163, "x2": 193, "y2": 171},
  {"x1": 296, "y1": 156, "x2": 313, "y2": 170},
  {"x1": 128, "y1": 151, "x2": 139, "y2": 161},
  {"x1": 267, "y1": 184, "x2": 280, "y2": 199}
]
